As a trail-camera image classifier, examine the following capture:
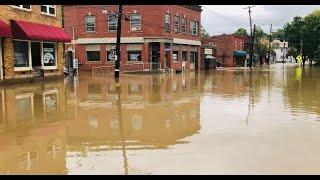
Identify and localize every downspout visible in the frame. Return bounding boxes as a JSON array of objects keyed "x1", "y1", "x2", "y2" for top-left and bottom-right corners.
[{"x1": 1, "y1": 38, "x2": 5, "y2": 80}]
